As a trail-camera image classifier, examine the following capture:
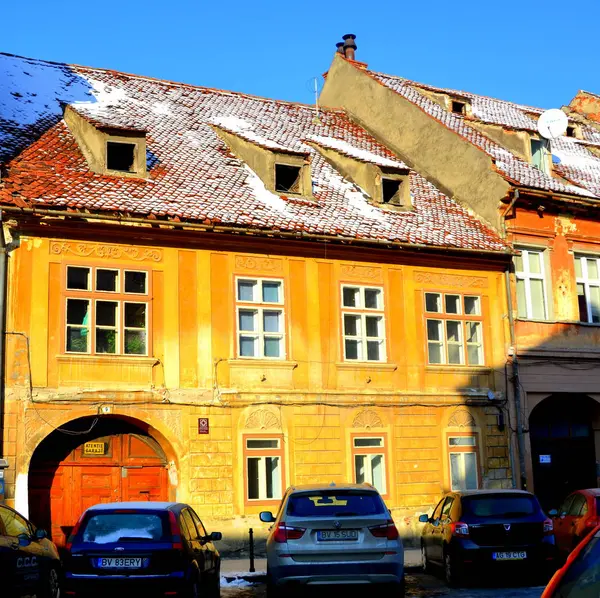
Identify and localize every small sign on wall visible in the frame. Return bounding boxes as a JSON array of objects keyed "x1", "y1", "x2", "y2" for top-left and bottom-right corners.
[
  {"x1": 83, "y1": 442, "x2": 106, "y2": 455},
  {"x1": 198, "y1": 418, "x2": 209, "y2": 435},
  {"x1": 539, "y1": 454, "x2": 551, "y2": 464}
]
